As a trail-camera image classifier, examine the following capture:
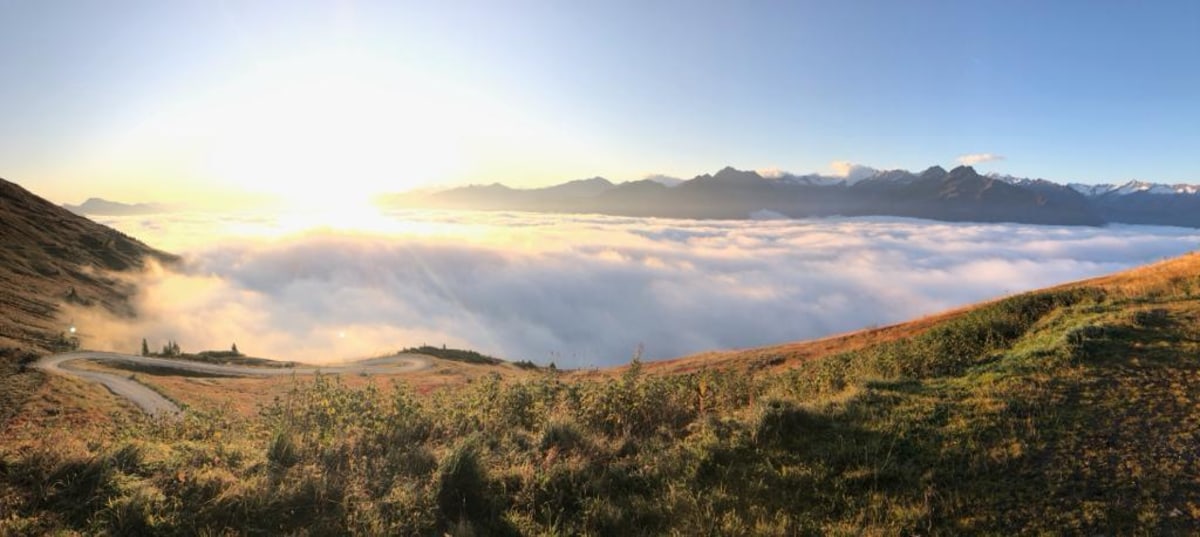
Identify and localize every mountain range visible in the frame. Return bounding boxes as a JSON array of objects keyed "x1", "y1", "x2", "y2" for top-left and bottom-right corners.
[{"x1": 381, "y1": 165, "x2": 1200, "y2": 228}]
